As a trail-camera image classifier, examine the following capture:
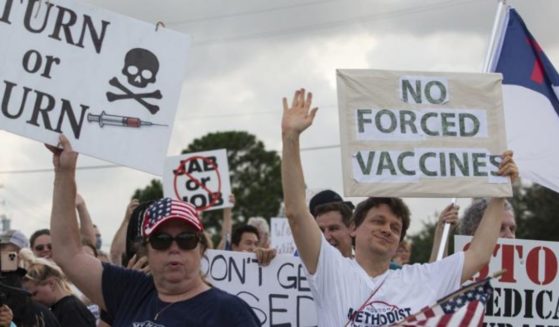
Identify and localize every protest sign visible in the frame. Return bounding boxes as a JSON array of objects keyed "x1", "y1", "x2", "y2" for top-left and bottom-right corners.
[
  {"x1": 271, "y1": 217, "x2": 296, "y2": 255},
  {"x1": 337, "y1": 69, "x2": 512, "y2": 197},
  {"x1": 0, "y1": 0, "x2": 189, "y2": 175},
  {"x1": 455, "y1": 236, "x2": 559, "y2": 326},
  {"x1": 163, "y1": 149, "x2": 232, "y2": 211},
  {"x1": 201, "y1": 250, "x2": 317, "y2": 326}
]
